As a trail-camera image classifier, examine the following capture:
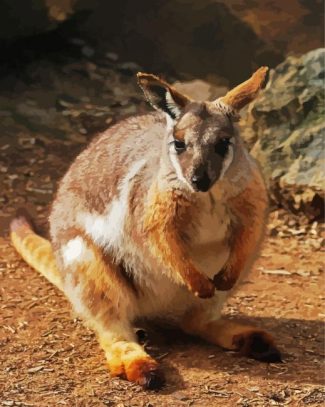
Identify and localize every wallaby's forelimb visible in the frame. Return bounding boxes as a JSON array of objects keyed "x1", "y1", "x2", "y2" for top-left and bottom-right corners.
[
  {"x1": 213, "y1": 169, "x2": 268, "y2": 291},
  {"x1": 144, "y1": 188, "x2": 215, "y2": 298}
]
